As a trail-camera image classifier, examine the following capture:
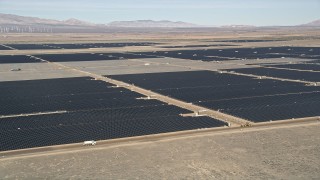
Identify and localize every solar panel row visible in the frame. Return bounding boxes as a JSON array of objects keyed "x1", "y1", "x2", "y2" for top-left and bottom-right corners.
[
  {"x1": 3, "y1": 42, "x2": 158, "y2": 50},
  {"x1": 161, "y1": 44, "x2": 237, "y2": 48},
  {"x1": 263, "y1": 63, "x2": 320, "y2": 71},
  {"x1": 0, "y1": 76, "x2": 227, "y2": 151},
  {"x1": 0, "y1": 113, "x2": 225, "y2": 151},
  {"x1": 199, "y1": 92, "x2": 320, "y2": 121},
  {"x1": 0, "y1": 53, "x2": 158, "y2": 64},
  {"x1": 212, "y1": 39, "x2": 283, "y2": 43},
  {"x1": 109, "y1": 70, "x2": 320, "y2": 122},
  {"x1": 36, "y1": 53, "x2": 158, "y2": 62},
  {"x1": 229, "y1": 67, "x2": 320, "y2": 82},
  {"x1": 137, "y1": 46, "x2": 320, "y2": 61},
  {"x1": 0, "y1": 45, "x2": 12, "y2": 50},
  {"x1": 0, "y1": 55, "x2": 42, "y2": 64}
]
